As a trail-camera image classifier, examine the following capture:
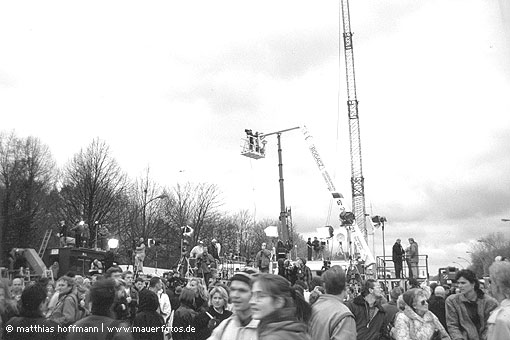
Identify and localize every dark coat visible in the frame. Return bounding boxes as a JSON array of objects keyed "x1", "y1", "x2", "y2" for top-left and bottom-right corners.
[
  {"x1": 133, "y1": 290, "x2": 165, "y2": 340},
  {"x1": 194, "y1": 306, "x2": 232, "y2": 340},
  {"x1": 346, "y1": 295, "x2": 390, "y2": 340},
  {"x1": 392, "y1": 243, "x2": 405, "y2": 263},
  {"x1": 428, "y1": 295, "x2": 447, "y2": 331},
  {"x1": 172, "y1": 304, "x2": 198, "y2": 340}
]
